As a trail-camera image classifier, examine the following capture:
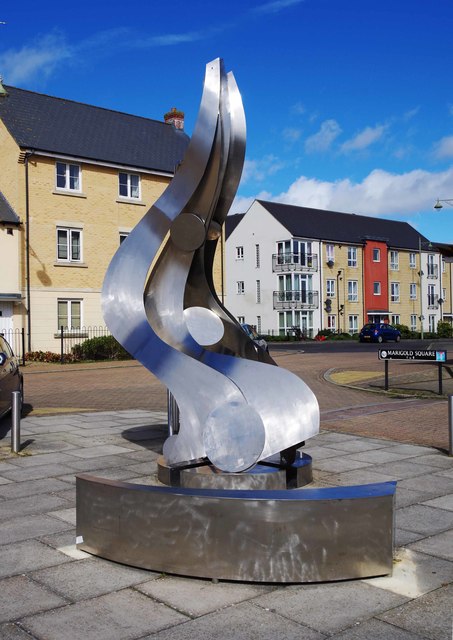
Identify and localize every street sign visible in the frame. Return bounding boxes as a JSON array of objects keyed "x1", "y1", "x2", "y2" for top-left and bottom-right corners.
[{"x1": 378, "y1": 349, "x2": 447, "y2": 362}]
